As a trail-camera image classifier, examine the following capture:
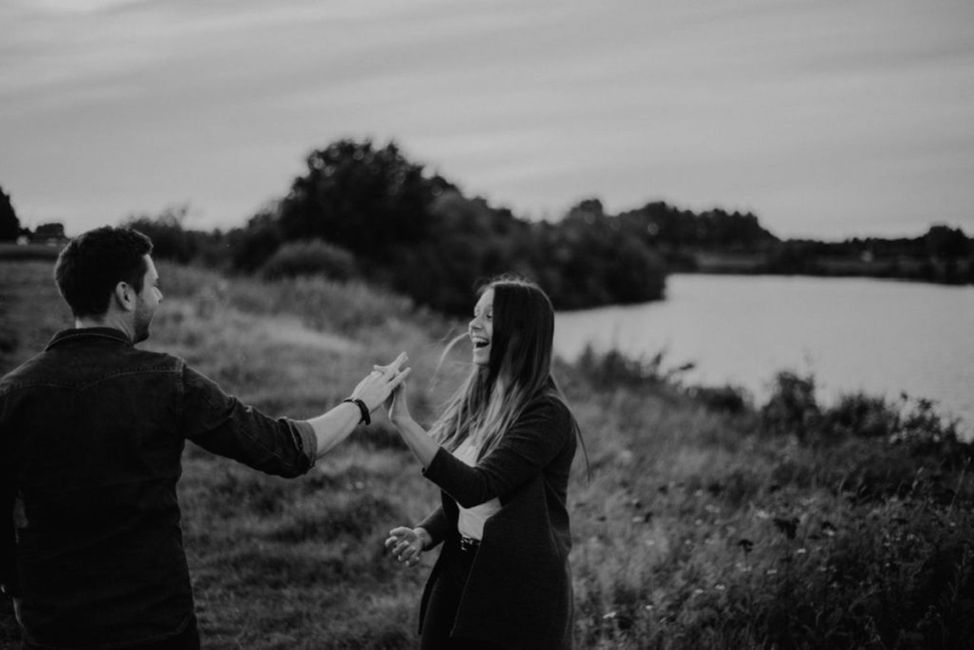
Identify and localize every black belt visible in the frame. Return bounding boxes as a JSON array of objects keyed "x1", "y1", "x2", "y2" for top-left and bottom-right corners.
[{"x1": 458, "y1": 536, "x2": 480, "y2": 553}]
